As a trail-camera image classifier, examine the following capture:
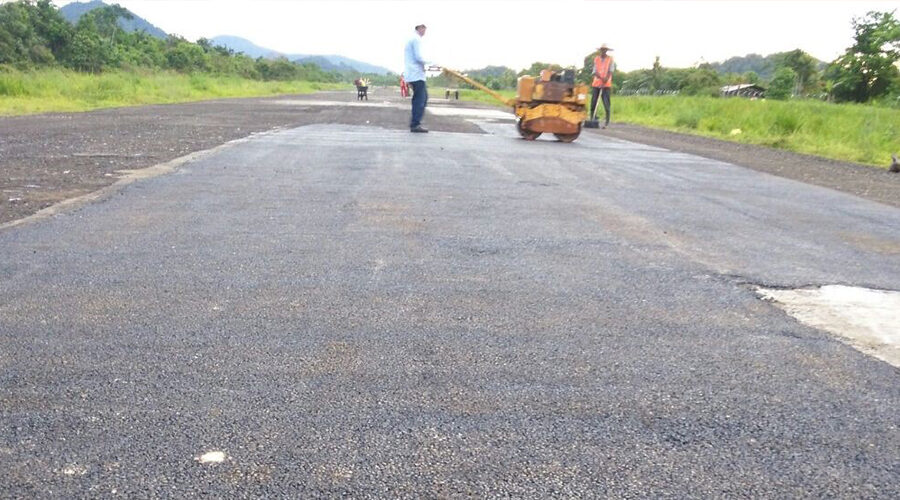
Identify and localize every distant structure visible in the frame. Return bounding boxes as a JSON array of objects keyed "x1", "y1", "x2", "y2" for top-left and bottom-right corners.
[{"x1": 721, "y1": 83, "x2": 766, "y2": 98}]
